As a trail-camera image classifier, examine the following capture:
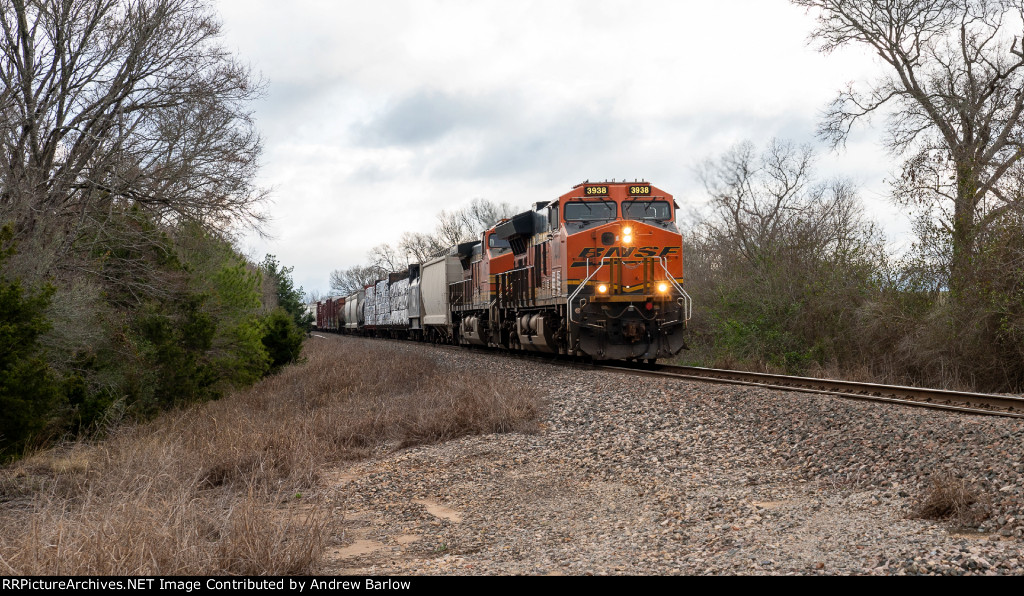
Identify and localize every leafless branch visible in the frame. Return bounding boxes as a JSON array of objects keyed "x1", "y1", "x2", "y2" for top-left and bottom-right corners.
[
  {"x1": 0, "y1": 0, "x2": 267, "y2": 292},
  {"x1": 794, "y1": 0, "x2": 1024, "y2": 292}
]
